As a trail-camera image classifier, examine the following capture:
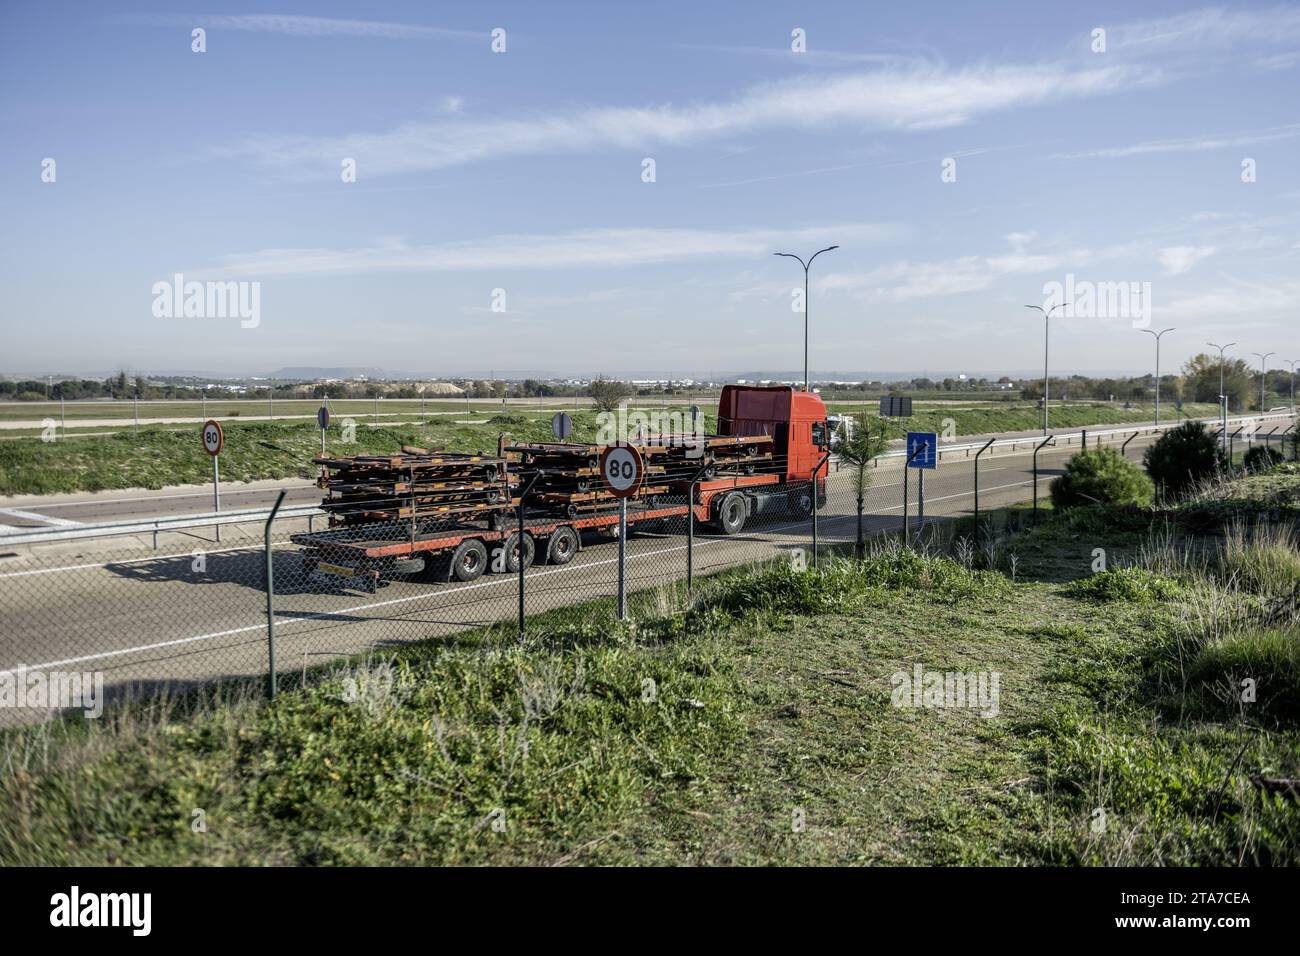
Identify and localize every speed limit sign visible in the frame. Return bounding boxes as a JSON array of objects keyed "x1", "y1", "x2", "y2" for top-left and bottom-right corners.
[
  {"x1": 600, "y1": 444, "x2": 643, "y2": 498},
  {"x1": 201, "y1": 419, "x2": 224, "y2": 456}
]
